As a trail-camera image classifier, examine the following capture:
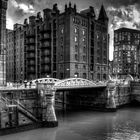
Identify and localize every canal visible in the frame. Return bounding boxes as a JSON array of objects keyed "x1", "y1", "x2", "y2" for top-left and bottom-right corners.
[{"x1": 0, "y1": 107, "x2": 140, "y2": 140}]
